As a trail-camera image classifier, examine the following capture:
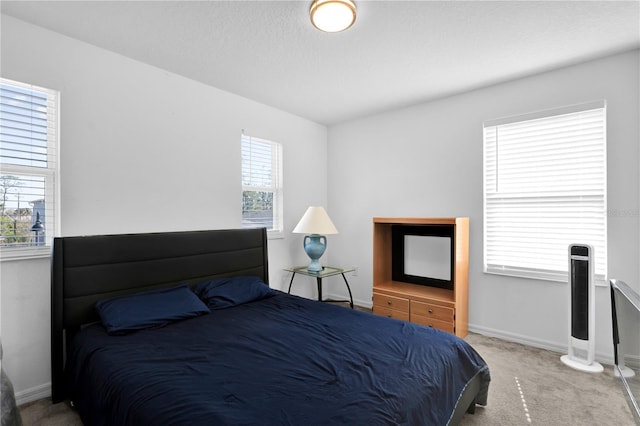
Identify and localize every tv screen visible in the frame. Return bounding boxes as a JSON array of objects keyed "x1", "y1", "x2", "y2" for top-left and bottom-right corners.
[
  {"x1": 404, "y1": 235, "x2": 451, "y2": 281},
  {"x1": 392, "y1": 225, "x2": 454, "y2": 290}
]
